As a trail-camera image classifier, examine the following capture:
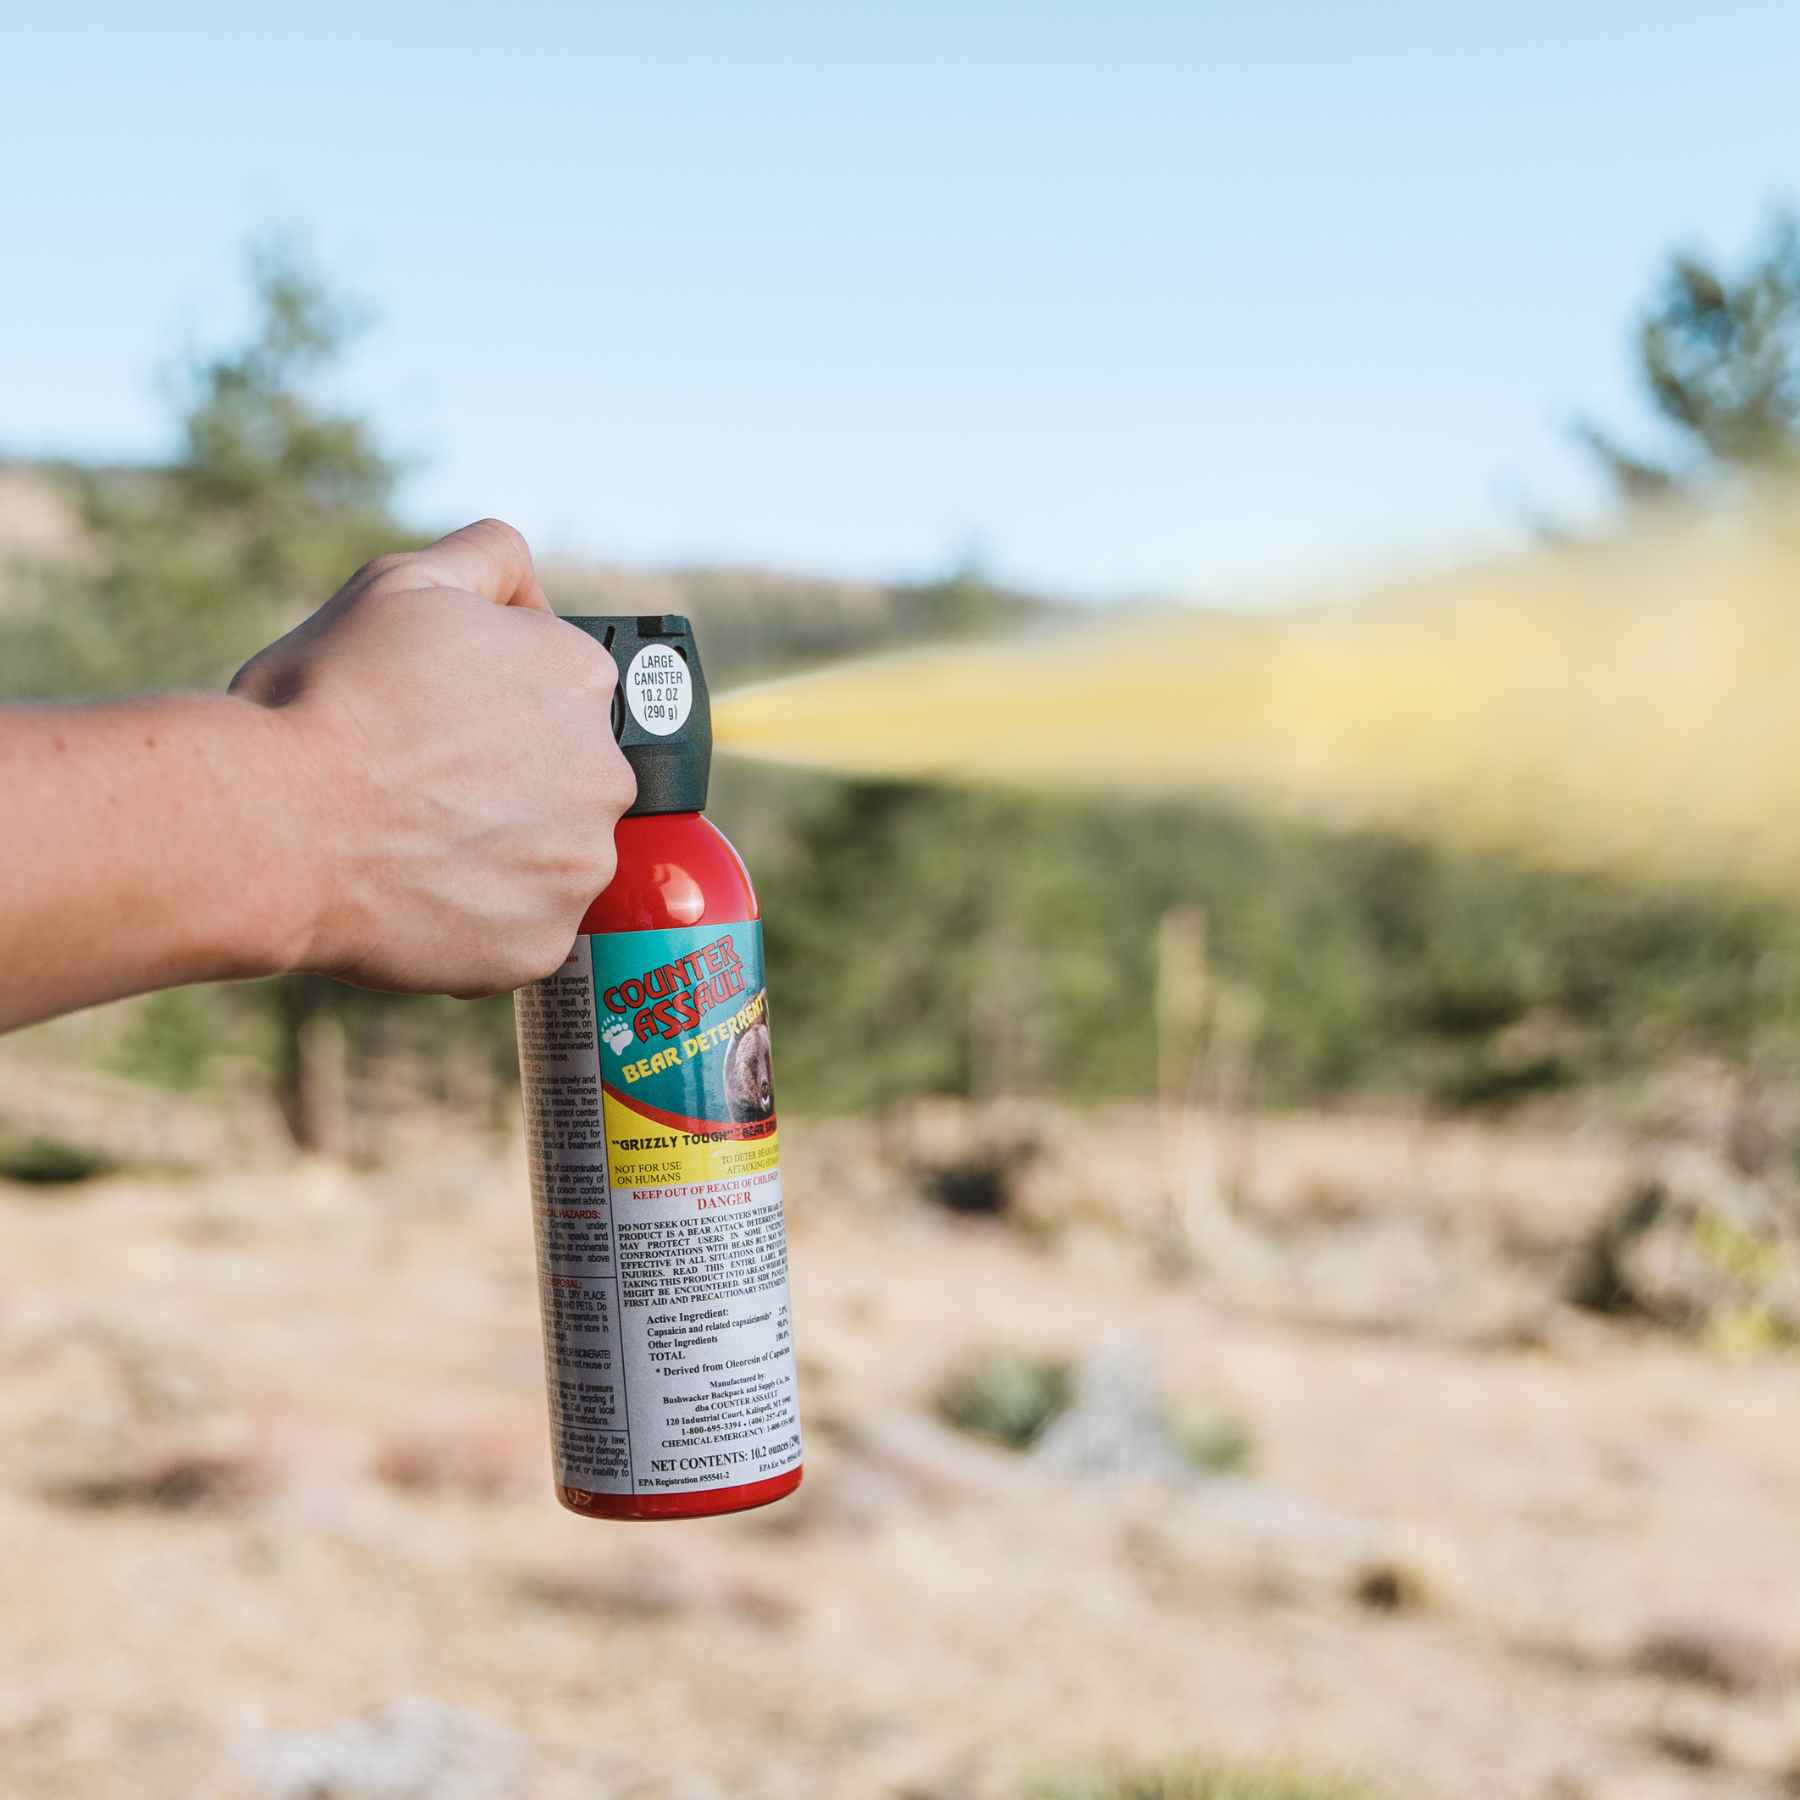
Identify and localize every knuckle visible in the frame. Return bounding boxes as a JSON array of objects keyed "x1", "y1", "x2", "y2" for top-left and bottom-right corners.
[
  {"x1": 552, "y1": 837, "x2": 616, "y2": 911},
  {"x1": 585, "y1": 841, "x2": 620, "y2": 892},
  {"x1": 353, "y1": 550, "x2": 412, "y2": 590},
  {"x1": 471, "y1": 516, "x2": 531, "y2": 562},
  {"x1": 520, "y1": 931, "x2": 577, "y2": 987},
  {"x1": 550, "y1": 619, "x2": 617, "y2": 688},
  {"x1": 582, "y1": 634, "x2": 620, "y2": 690},
  {"x1": 229, "y1": 645, "x2": 300, "y2": 706},
  {"x1": 593, "y1": 751, "x2": 637, "y2": 819}
]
